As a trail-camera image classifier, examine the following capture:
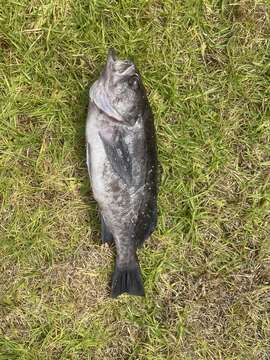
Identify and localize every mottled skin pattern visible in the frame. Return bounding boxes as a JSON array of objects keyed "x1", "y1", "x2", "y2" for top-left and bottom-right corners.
[{"x1": 86, "y1": 49, "x2": 157, "y2": 296}]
